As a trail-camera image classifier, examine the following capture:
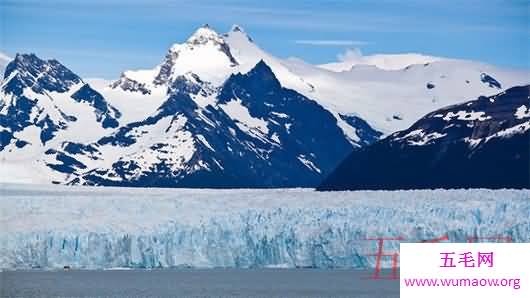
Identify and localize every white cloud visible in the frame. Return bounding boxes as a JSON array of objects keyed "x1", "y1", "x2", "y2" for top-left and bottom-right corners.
[
  {"x1": 0, "y1": 51, "x2": 12, "y2": 62},
  {"x1": 0, "y1": 51, "x2": 13, "y2": 78},
  {"x1": 320, "y1": 48, "x2": 445, "y2": 71},
  {"x1": 294, "y1": 40, "x2": 369, "y2": 46},
  {"x1": 337, "y1": 48, "x2": 364, "y2": 61}
]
